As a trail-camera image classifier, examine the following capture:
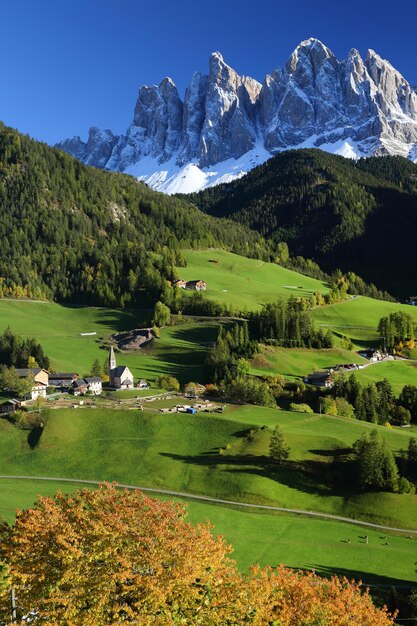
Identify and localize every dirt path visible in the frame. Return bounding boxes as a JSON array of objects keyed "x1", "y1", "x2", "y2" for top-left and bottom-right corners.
[{"x1": 1, "y1": 475, "x2": 416, "y2": 534}]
